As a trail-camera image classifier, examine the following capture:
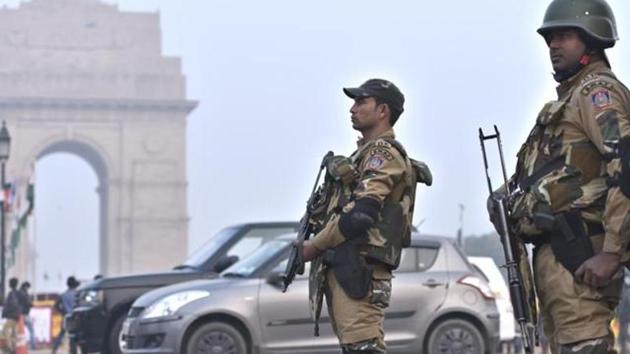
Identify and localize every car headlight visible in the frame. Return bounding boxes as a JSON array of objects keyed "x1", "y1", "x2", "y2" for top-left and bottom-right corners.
[
  {"x1": 142, "y1": 290, "x2": 210, "y2": 319},
  {"x1": 78, "y1": 290, "x2": 104, "y2": 307}
]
